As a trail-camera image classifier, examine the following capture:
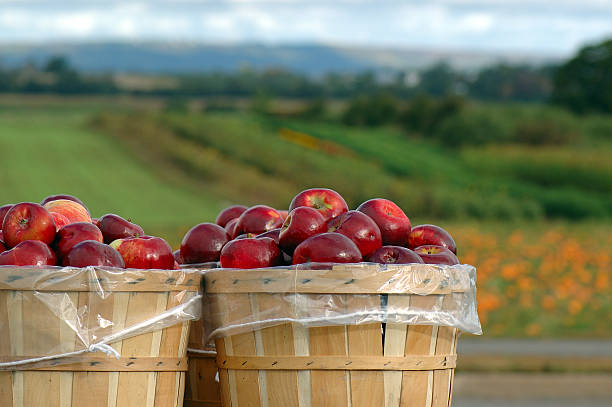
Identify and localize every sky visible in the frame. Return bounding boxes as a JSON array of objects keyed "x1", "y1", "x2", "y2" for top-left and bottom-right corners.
[{"x1": 0, "y1": 0, "x2": 611, "y2": 56}]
